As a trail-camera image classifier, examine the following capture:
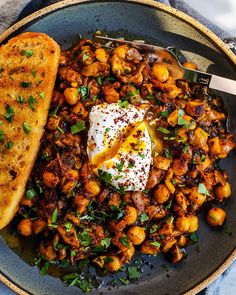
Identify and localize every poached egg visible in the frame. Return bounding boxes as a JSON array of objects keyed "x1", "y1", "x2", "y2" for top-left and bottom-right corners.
[{"x1": 87, "y1": 103, "x2": 152, "y2": 191}]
